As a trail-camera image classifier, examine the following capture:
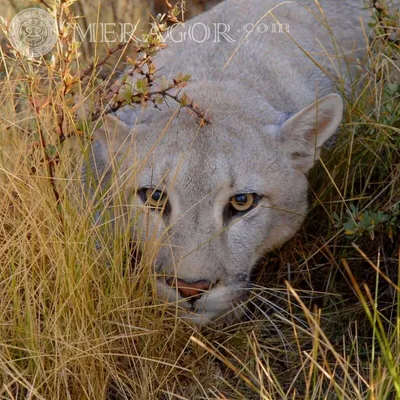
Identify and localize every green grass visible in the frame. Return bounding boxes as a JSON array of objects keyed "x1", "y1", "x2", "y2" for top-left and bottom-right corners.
[{"x1": 0, "y1": 0, "x2": 399, "y2": 398}]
